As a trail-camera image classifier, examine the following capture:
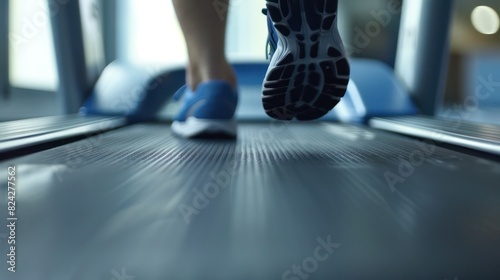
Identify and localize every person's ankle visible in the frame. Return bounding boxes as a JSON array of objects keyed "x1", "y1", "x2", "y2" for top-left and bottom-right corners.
[{"x1": 187, "y1": 63, "x2": 237, "y2": 91}]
